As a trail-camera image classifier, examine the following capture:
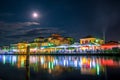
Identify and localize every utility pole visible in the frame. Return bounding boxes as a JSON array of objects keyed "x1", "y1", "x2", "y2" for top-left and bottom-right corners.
[
  {"x1": 102, "y1": 27, "x2": 106, "y2": 44},
  {"x1": 103, "y1": 30, "x2": 105, "y2": 44}
]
